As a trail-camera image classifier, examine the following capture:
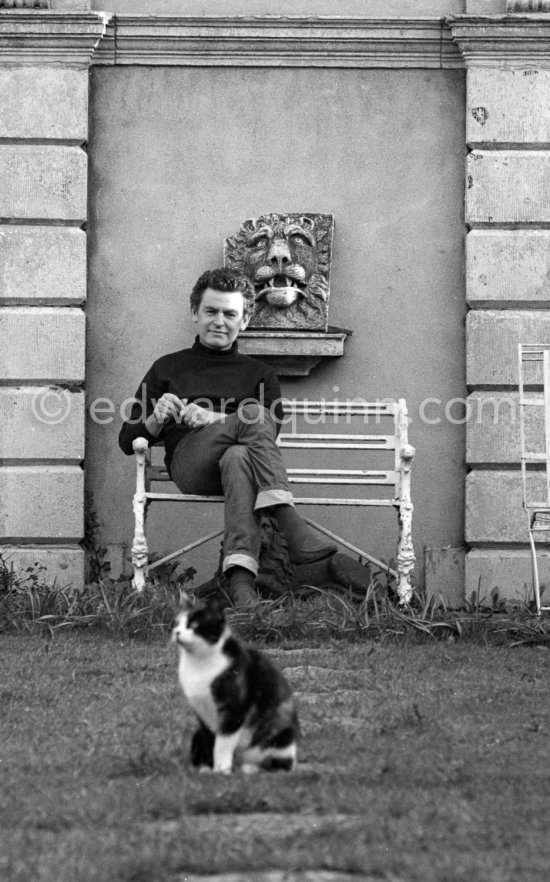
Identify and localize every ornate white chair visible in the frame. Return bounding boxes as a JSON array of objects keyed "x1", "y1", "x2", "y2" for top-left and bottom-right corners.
[
  {"x1": 131, "y1": 398, "x2": 415, "y2": 603},
  {"x1": 518, "y1": 344, "x2": 550, "y2": 614}
]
